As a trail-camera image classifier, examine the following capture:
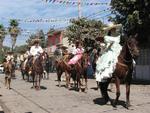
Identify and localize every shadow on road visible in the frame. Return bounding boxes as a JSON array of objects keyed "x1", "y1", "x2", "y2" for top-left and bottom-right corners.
[
  {"x1": 93, "y1": 98, "x2": 127, "y2": 108},
  {"x1": 90, "y1": 87, "x2": 98, "y2": 91}
]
